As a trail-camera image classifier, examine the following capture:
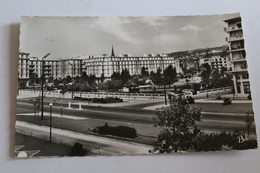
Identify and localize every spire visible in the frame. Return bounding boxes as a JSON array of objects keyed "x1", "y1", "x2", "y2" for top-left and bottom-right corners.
[{"x1": 111, "y1": 46, "x2": 115, "y2": 57}]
